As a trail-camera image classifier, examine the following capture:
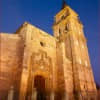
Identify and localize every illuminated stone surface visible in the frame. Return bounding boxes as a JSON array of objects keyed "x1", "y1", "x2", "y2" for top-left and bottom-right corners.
[{"x1": 0, "y1": 4, "x2": 97, "y2": 100}]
